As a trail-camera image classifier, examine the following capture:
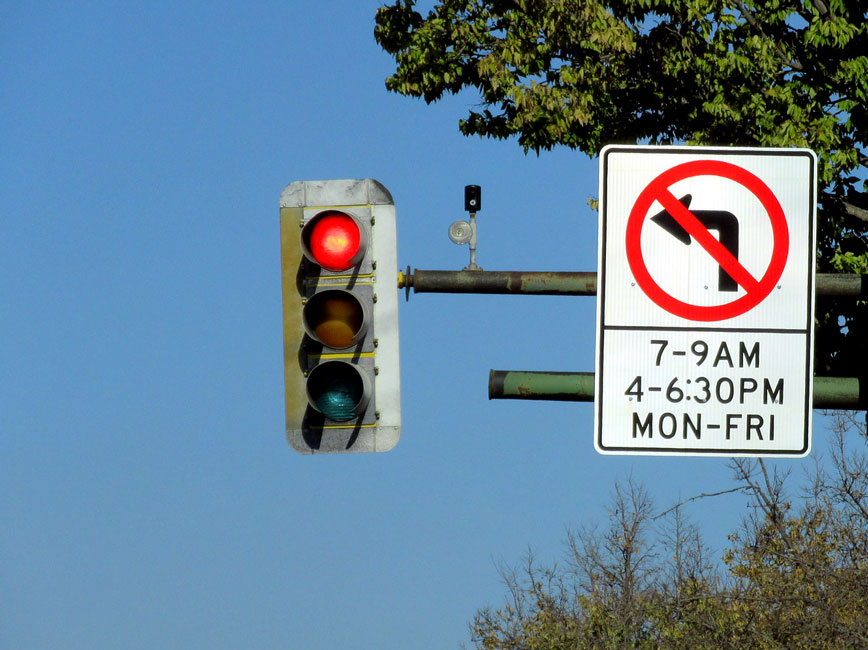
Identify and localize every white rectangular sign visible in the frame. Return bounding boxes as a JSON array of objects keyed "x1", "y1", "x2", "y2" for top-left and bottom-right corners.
[{"x1": 595, "y1": 146, "x2": 817, "y2": 456}]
